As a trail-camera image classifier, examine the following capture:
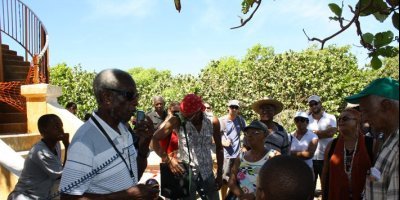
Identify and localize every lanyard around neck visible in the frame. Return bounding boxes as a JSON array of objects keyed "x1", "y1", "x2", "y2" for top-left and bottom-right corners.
[{"x1": 91, "y1": 116, "x2": 134, "y2": 178}]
